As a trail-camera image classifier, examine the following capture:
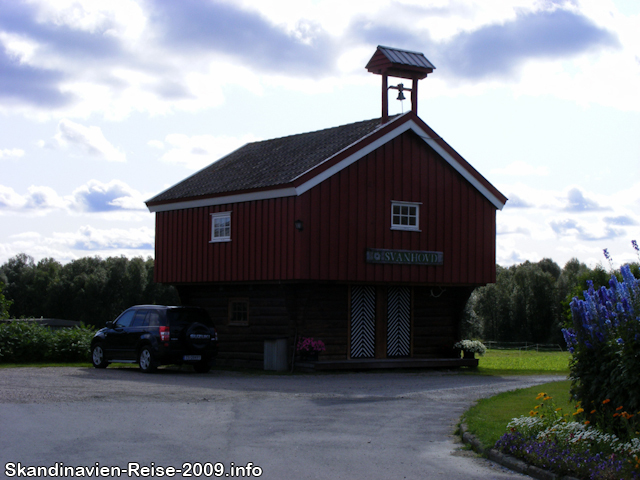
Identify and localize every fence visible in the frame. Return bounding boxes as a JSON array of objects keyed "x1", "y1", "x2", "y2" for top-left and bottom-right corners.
[{"x1": 484, "y1": 341, "x2": 564, "y2": 352}]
